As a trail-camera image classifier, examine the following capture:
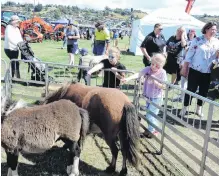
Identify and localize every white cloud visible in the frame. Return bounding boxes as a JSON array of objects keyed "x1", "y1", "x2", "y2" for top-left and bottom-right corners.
[{"x1": 1, "y1": 0, "x2": 219, "y2": 15}]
